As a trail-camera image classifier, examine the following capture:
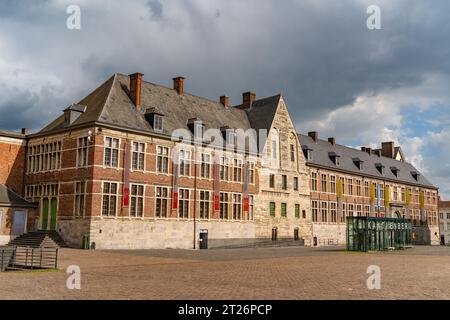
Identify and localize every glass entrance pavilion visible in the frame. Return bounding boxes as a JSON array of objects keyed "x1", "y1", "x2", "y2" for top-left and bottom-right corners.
[{"x1": 346, "y1": 217, "x2": 412, "y2": 252}]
